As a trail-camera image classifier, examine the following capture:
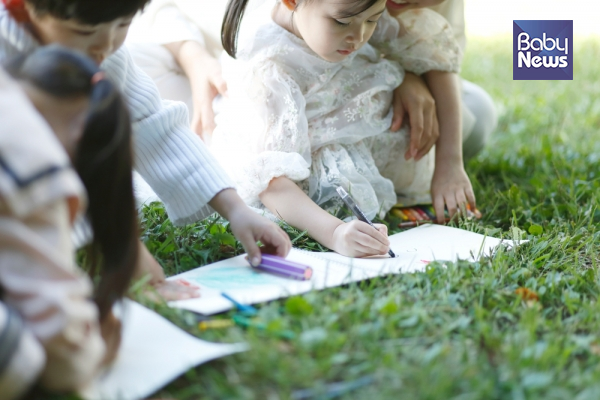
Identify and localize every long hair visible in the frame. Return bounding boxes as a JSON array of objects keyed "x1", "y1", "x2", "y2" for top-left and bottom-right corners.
[
  {"x1": 221, "y1": 0, "x2": 380, "y2": 58},
  {"x1": 5, "y1": 46, "x2": 139, "y2": 320}
]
